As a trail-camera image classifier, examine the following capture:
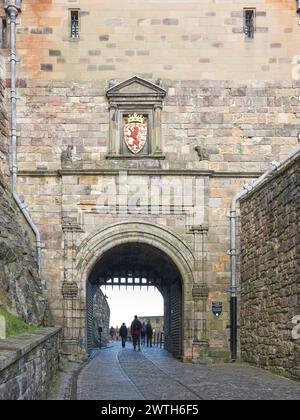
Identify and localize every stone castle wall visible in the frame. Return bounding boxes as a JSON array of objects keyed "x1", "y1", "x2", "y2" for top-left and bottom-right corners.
[
  {"x1": 0, "y1": 1, "x2": 299, "y2": 361},
  {"x1": 240, "y1": 154, "x2": 300, "y2": 380},
  {"x1": 15, "y1": 80, "x2": 300, "y2": 173},
  {"x1": 0, "y1": 328, "x2": 62, "y2": 400},
  {"x1": 0, "y1": 181, "x2": 48, "y2": 325},
  {"x1": 92, "y1": 287, "x2": 110, "y2": 347},
  {"x1": 12, "y1": 79, "x2": 300, "y2": 359},
  {"x1": 0, "y1": 32, "x2": 48, "y2": 326},
  {"x1": 0, "y1": 49, "x2": 9, "y2": 185},
  {"x1": 6, "y1": 0, "x2": 300, "y2": 82}
]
